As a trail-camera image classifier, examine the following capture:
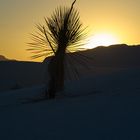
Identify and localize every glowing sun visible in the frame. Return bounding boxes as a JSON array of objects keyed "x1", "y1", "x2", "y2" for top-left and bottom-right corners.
[{"x1": 85, "y1": 33, "x2": 119, "y2": 49}]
